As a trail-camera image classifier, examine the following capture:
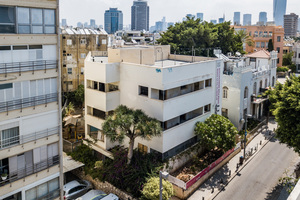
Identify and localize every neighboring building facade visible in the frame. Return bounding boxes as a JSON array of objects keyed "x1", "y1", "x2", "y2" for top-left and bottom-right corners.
[
  {"x1": 259, "y1": 12, "x2": 268, "y2": 25},
  {"x1": 104, "y1": 8, "x2": 123, "y2": 34},
  {"x1": 84, "y1": 45, "x2": 223, "y2": 160},
  {"x1": 234, "y1": 25, "x2": 284, "y2": 66},
  {"x1": 292, "y1": 44, "x2": 300, "y2": 73},
  {"x1": 197, "y1": 13, "x2": 204, "y2": 21},
  {"x1": 0, "y1": 0, "x2": 62, "y2": 199},
  {"x1": 284, "y1": 13, "x2": 299, "y2": 37},
  {"x1": 131, "y1": 0, "x2": 149, "y2": 31},
  {"x1": 273, "y1": 0, "x2": 287, "y2": 27},
  {"x1": 243, "y1": 14, "x2": 252, "y2": 26},
  {"x1": 217, "y1": 50, "x2": 277, "y2": 130},
  {"x1": 234, "y1": 12, "x2": 241, "y2": 26},
  {"x1": 60, "y1": 28, "x2": 108, "y2": 92}
]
